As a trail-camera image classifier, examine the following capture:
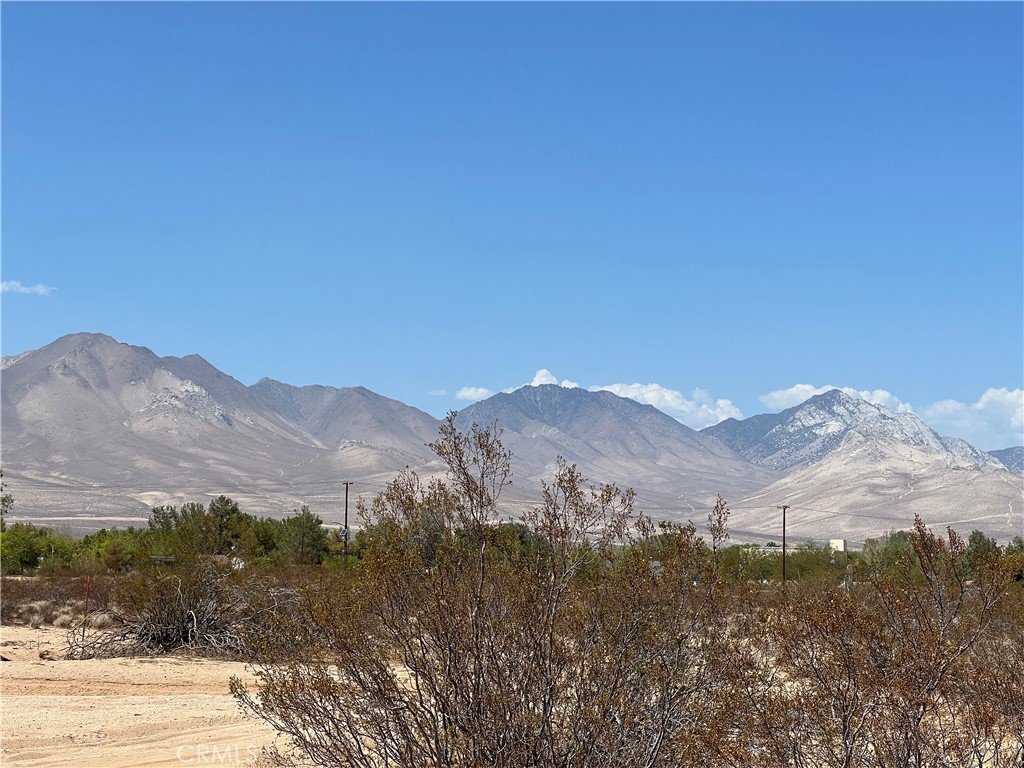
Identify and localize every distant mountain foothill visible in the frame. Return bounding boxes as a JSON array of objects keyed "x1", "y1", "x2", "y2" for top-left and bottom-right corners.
[{"x1": 2, "y1": 333, "x2": 1021, "y2": 543}]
